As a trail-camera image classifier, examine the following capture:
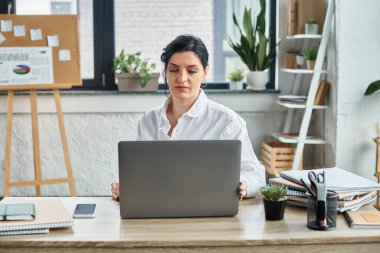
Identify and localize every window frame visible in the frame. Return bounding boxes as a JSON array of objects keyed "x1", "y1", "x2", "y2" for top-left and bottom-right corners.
[
  {"x1": 80, "y1": 0, "x2": 115, "y2": 90},
  {"x1": 2, "y1": 0, "x2": 276, "y2": 90},
  {"x1": 213, "y1": 0, "x2": 277, "y2": 89}
]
